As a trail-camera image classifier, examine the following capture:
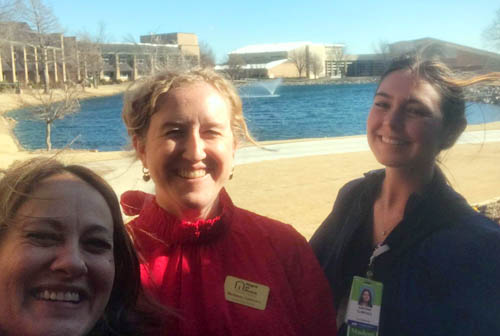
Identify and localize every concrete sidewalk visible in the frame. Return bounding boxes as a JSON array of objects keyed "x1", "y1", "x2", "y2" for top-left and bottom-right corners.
[
  {"x1": 82, "y1": 129, "x2": 500, "y2": 200},
  {"x1": 236, "y1": 130, "x2": 500, "y2": 164}
]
